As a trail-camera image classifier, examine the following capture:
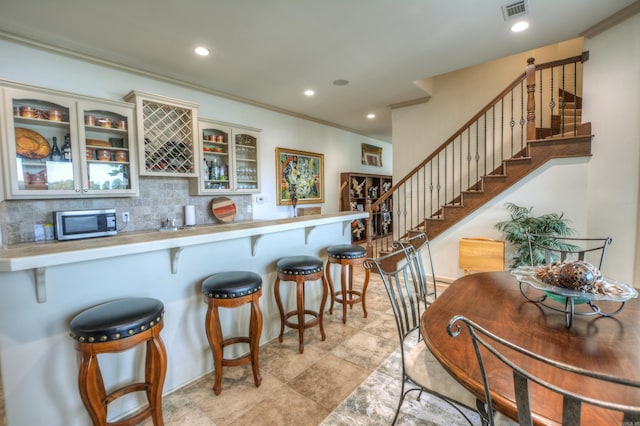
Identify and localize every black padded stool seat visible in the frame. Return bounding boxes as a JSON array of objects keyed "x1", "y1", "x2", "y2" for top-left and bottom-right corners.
[
  {"x1": 202, "y1": 271, "x2": 262, "y2": 299},
  {"x1": 202, "y1": 271, "x2": 263, "y2": 395},
  {"x1": 276, "y1": 255, "x2": 324, "y2": 275},
  {"x1": 69, "y1": 297, "x2": 167, "y2": 426},
  {"x1": 274, "y1": 255, "x2": 328, "y2": 353},
  {"x1": 327, "y1": 244, "x2": 366, "y2": 260},
  {"x1": 70, "y1": 298, "x2": 164, "y2": 342},
  {"x1": 326, "y1": 244, "x2": 370, "y2": 324}
]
